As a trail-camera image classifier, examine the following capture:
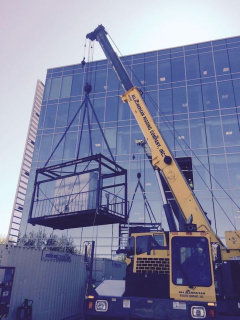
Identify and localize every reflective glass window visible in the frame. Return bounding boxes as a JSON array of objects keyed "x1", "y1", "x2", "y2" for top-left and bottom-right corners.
[
  {"x1": 192, "y1": 156, "x2": 211, "y2": 190},
  {"x1": 131, "y1": 125, "x2": 144, "y2": 153},
  {"x1": 91, "y1": 129, "x2": 103, "y2": 154},
  {"x1": 159, "y1": 122, "x2": 174, "y2": 150},
  {"x1": 227, "y1": 153, "x2": 240, "y2": 188},
  {"x1": 173, "y1": 87, "x2": 187, "y2": 114},
  {"x1": 174, "y1": 120, "x2": 189, "y2": 151},
  {"x1": 51, "y1": 134, "x2": 65, "y2": 160},
  {"x1": 38, "y1": 134, "x2": 53, "y2": 161},
  {"x1": 56, "y1": 103, "x2": 69, "y2": 127},
  {"x1": 32, "y1": 136, "x2": 41, "y2": 162},
  {"x1": 104, "y1": 127, "x2": 117, "y2": 156},
  {"x1": 185, "y1": 55, "x2": 200, "y2": 80},
  {"x1": 209, "y1": 155, "x2": 229, "y2": 189},
  {"x1": 136, "y1": 236, "x2": 149, "y2": 255},
  {"x1": 68, "y1": 102, "x2": 80, "y2": 126},
  {"x1": 171, "y1": 57, "x2": 185, "y2": 82},
  {"x1": 222, "y1": 115, "x2": 240, "y2": 146},
  {"x1": 188, "y1": 85, "x2": 204, "y2": 112},
  {"x1": 199, "y1": 53, "x2": 214, "y2": 77},
  {"x1": 118, "y1": 98, "x2": 130, "y2": 120},
  {"x1": 105, "y1": 97, "x2": 118, "y2": 122},
  {"x1": 217, "y1": 81, "x2": 235, "y2": 109},
  {"x1": 117, "y1": 126, "x2": 130, "y2": 155},
  {"x1": 78, "y1": 130, "x2": 90, "y2": 158},
  {"x1": 63, "y1": 132, "x2": 77, "y2": 160},
  {"x1": 205, "y1": 117, "x2": 223, "y2": 147},
  {"x1": 94, "y1": 69, "x2": 107, "y2": 92},
  {"x1": 93, "y1": 98, "x2": 105, "y2": 123},
  {"x1": 228, "y1": 47, "x2": 240, "y2": 73},
  {"x1": 213, "y1": 50, "x2": 230, "y2": 75},
  {"x1": 71, "y1": 73, "x2": 83, "y2": 96},
  {"x1": 159, "y1": 89, "x2": 173, "y2": 114},
  {"x1": 38, "y1": 105, "x2": 46, "y2": 129},
  {"x1": 107, "y1": 69, "x2": 119, "y2": 91},
  {"x1": 202, "y1": 83, "x2": 219, "y2": 111},
  {"x1": 158, "y1": 59, "x2": 171, "y2": 83},
  {"x1": 44, "y1": 105, "x2": 57, "y2": 128},
  {"x1": 233, "y1": 80, "x2": 240, "y2": 105},
  {"x1": 49, "y1": 77, "x2": 61, "y2": 99},
  {"x1": 145, "y1": 61, "x2": 157, "y2": 86},
  {"x1": 190, "y1": 118, "x2": 207, "y2": 149},
  {"x1": 43, "y1": 79, "x2": 51, "y2": 100},
  {"x1": 60, "y1": 76, "x2": 72, "y2": 98},
  {"x1": 132, "y1": 63, "x2": 144, "y2": 85}
]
